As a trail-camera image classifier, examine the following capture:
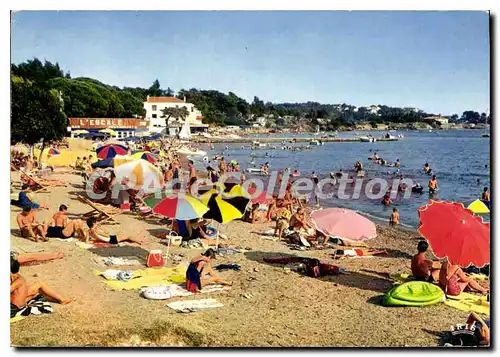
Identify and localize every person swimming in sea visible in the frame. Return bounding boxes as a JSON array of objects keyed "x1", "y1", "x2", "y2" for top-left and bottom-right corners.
[
  {"x1": 428, "y1": 175, "x2": 438, "y2": 194},
  {"x1": 423, "y1": 163, "x2": 432, "y2": 175}
]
